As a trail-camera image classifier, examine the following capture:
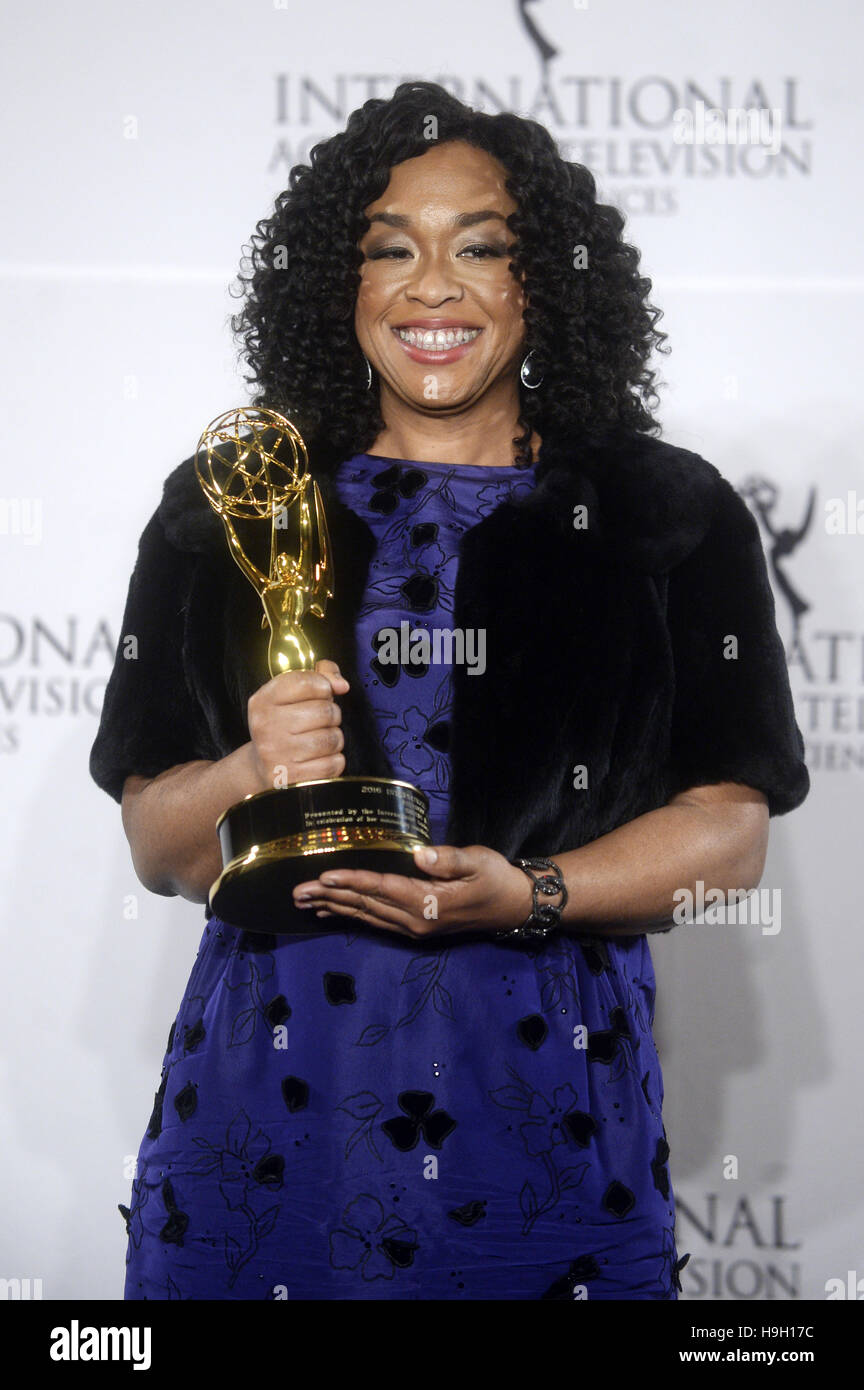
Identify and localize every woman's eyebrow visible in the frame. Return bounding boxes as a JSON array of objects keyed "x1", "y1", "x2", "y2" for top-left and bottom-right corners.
[{"x1": 366, "y1": 210, "x2": 509, "y2": 229}]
